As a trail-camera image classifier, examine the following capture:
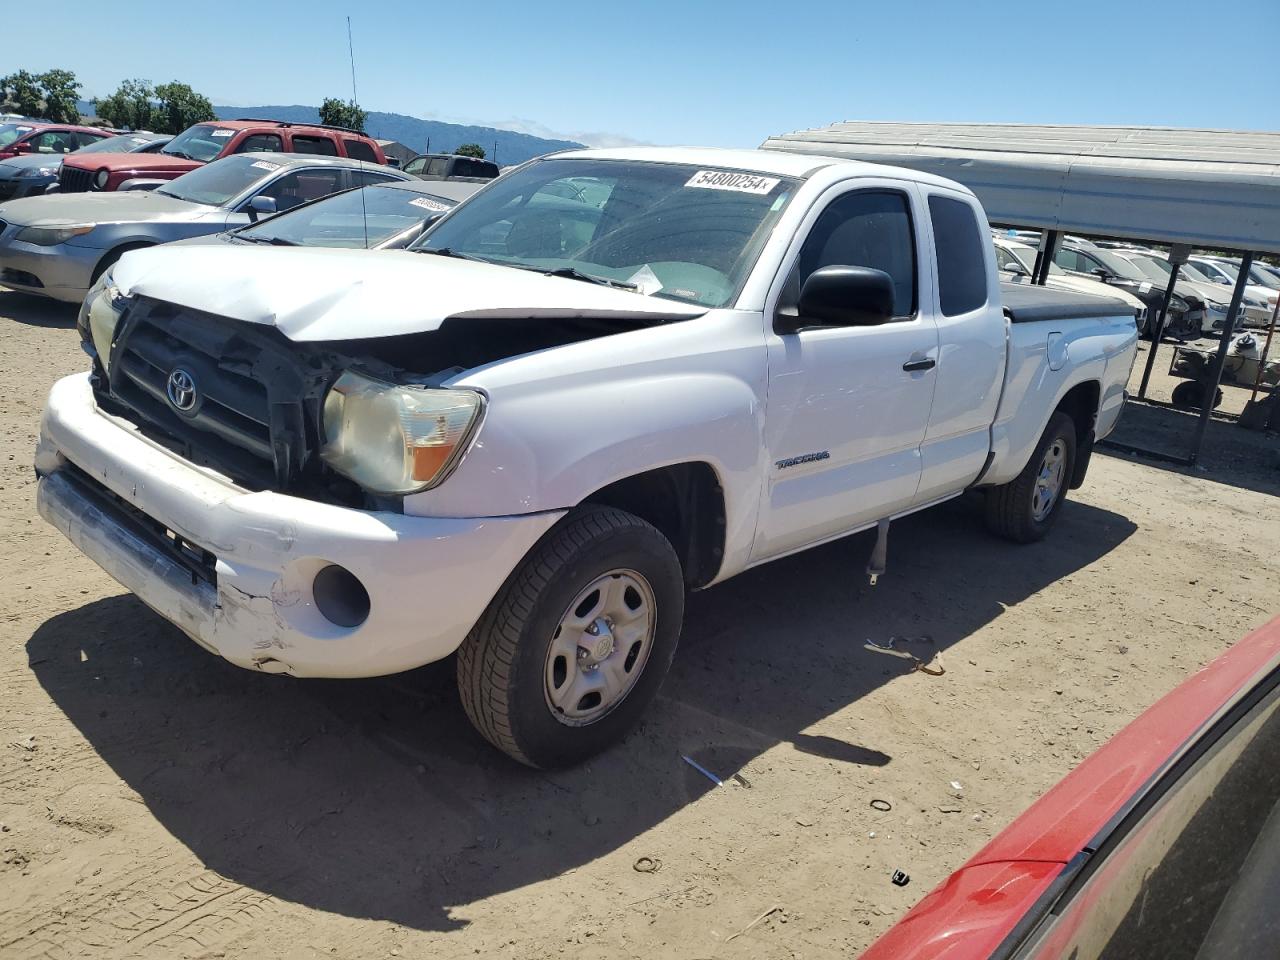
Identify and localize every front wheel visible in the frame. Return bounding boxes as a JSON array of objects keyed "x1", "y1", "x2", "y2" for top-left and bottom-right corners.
[
  {"x1": 456, "y1": 505, "x2": 685, "y2": 768},
  {"x1": 985, "y1": 412, "x2": 1077, "y2": 544}
]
